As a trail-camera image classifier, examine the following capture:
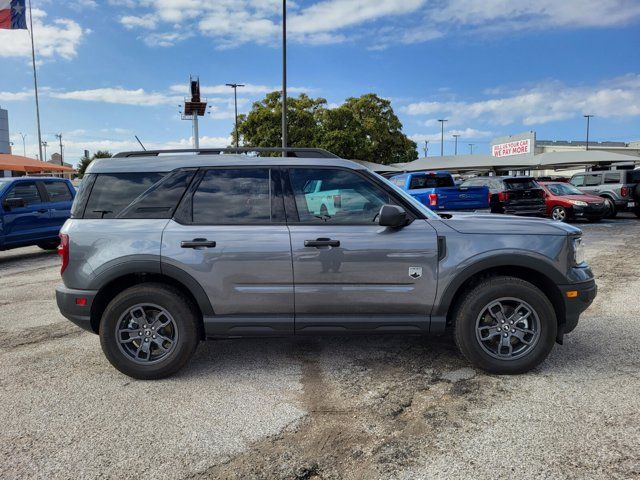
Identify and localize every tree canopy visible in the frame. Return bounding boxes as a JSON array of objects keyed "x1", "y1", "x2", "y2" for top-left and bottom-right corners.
[
  {"x1": 235, "y1": 92, "x2": 417, "y2": 164},
  {"x1": 77, "y1": 150, "x2": 112, "y2": 177}
]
